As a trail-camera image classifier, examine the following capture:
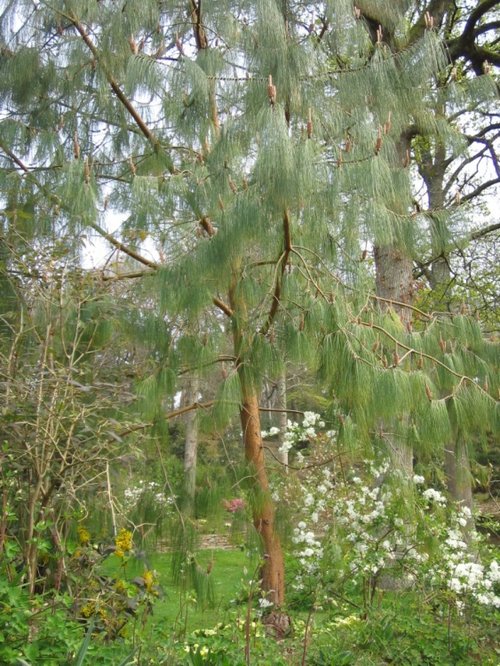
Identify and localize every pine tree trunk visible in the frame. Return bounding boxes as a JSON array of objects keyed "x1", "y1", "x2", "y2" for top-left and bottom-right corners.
[
  {"x1": 239, "y1": 388, "x2": 286, "y2": 606},
  {"x1": 229, "y1": 278, "x2": 286, "y2": 607},
  {"x1": 374, "y1": 245, "x2": 414, "y2": 330},
  {"x1": 183, "y1": 374, "x2": 199, "y2": 515}
]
